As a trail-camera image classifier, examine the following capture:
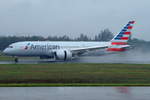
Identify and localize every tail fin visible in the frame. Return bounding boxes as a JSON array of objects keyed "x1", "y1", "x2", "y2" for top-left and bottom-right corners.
[{"x1": 107, "y1": 21, "x2": 135, "y2": 51}]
